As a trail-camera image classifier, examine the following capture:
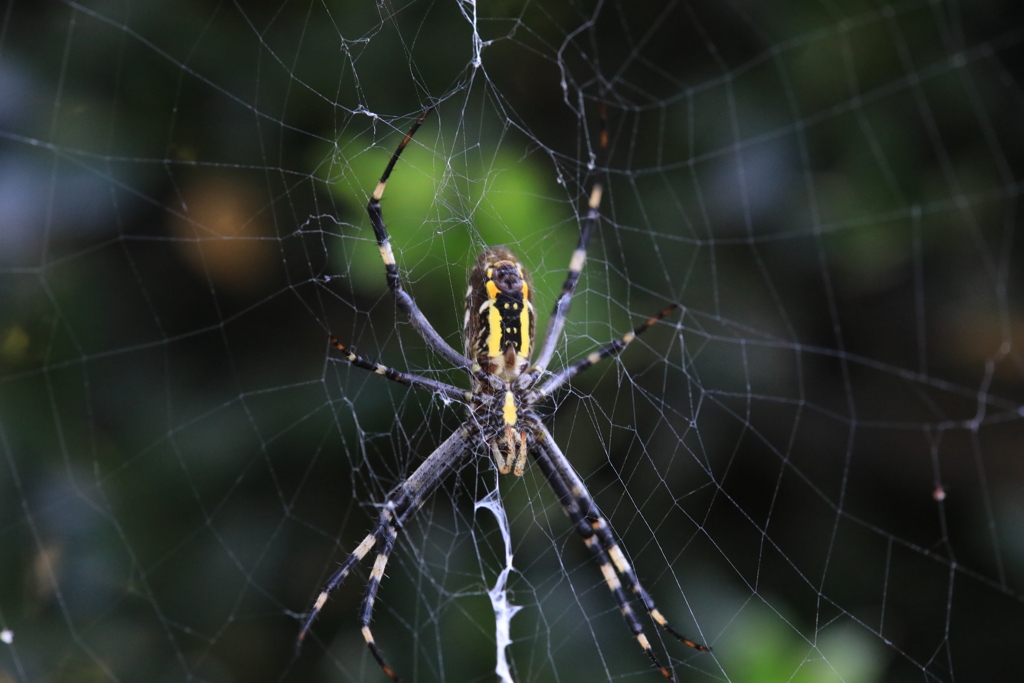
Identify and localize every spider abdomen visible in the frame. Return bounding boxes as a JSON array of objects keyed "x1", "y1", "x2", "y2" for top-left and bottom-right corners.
[{"x1": 464, "y1": 247, "x2": 536, "y2": 382}]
